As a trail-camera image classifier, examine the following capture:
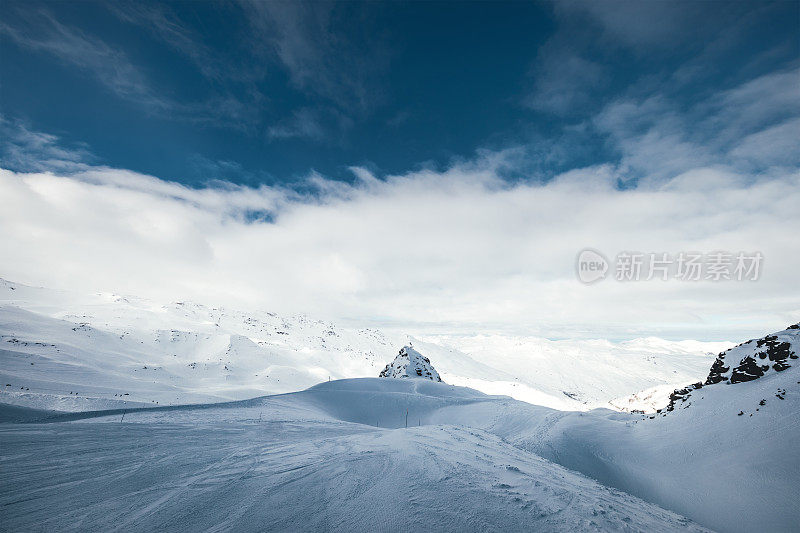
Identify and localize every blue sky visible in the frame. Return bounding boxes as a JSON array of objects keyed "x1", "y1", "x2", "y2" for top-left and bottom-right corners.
[
  {"x1": 2, "y1": 0, "x2": 797, "y2": 186},
  {"x1": 0, "y1": 1, "x2": 798, "y2": 340}
]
